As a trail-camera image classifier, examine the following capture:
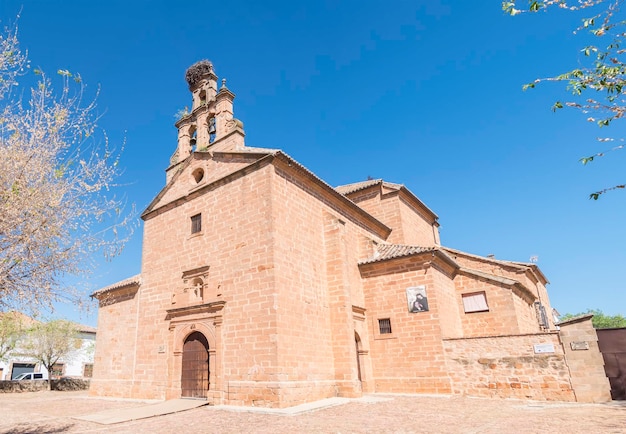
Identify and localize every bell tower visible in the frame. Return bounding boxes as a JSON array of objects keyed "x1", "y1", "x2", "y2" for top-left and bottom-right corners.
[{"x1": 170, "y1": 60, "x2": 245, "y2": 167}]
